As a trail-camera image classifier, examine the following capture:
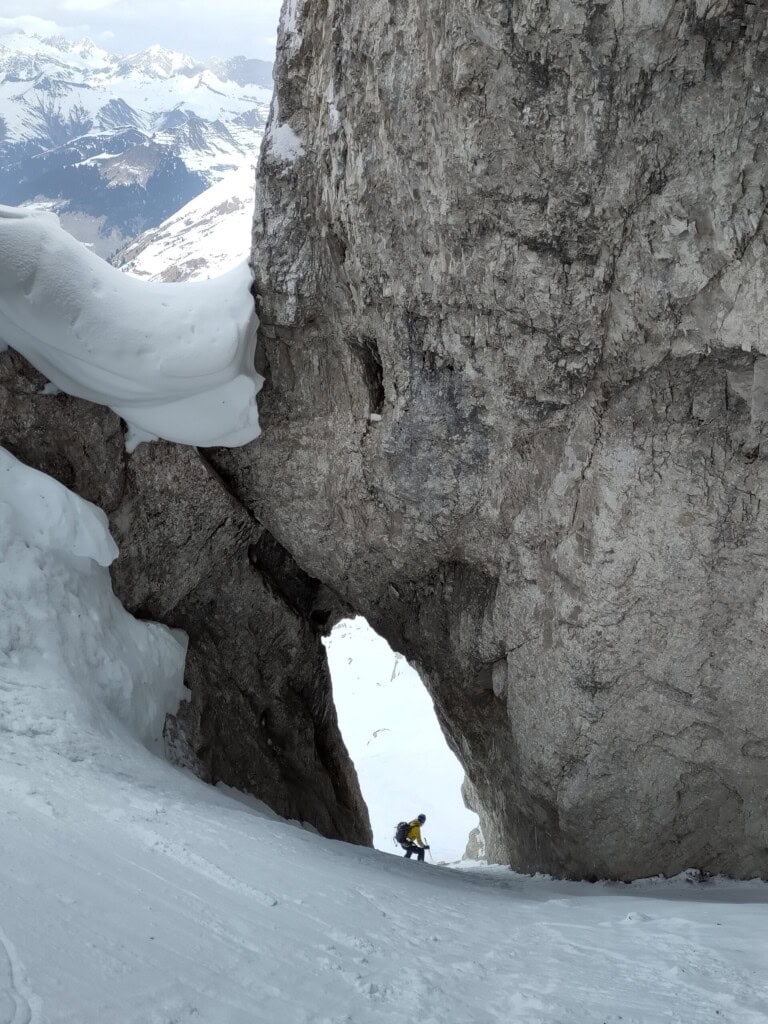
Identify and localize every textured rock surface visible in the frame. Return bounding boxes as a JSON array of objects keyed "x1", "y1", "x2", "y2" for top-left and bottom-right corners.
[
  {"x1": 237, "y1": 0, "x2": 768, "y2": 878},
  {"x1": 0, "y1": 351, "x2": 371, "y2": 846}
]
